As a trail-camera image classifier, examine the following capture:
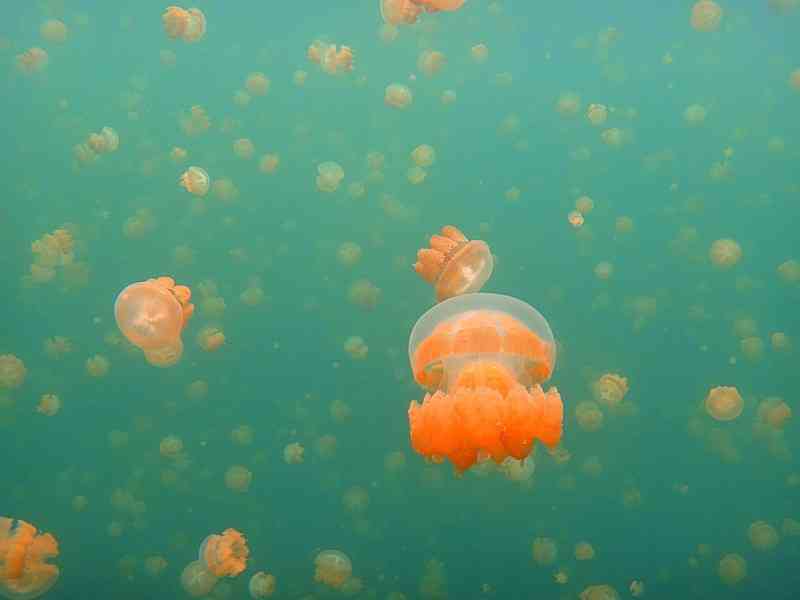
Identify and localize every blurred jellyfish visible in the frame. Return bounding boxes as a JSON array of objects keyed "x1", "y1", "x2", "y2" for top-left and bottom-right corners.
[
  {"x1": 0, "y1": 518, "x2": 59, "y2": 600},
  {"x1": 531, "y1": 537, "x2": 558, "y2": 566},
  {"x1": 348, "y1": 279, "x2": 381, "y2": 310},
  {"x1": 198, "y1": 326, "x2": 225, "y2": 352},
  {"x1": 586, "y1": 104, "x2": 608, "y2": 126},
  {"x1": 337, "y1": 242, "x2": 362, "y2": 267},
  {"x1": 171, "y1": 147, "x2": 188, "y2": 163},
  {"x1": 44, "y1": 337, "x2": 72, "y2": 360},
  {"x1": 162, "y1": 6, "x2": 207, "y2": 43},
  {"x1": 245, "y1": 72, "x2": 270, "y2": 96},
  {"x1": 181, "y1": 561, "x2": 218, "y2": 597},
  {"x1": 757, "y1": 398, "x2": 792, "y2": 429},
  {"x1": 36, "y1": 394, "x2": 61, "y2": 416},
  {"x1": 593, "y1": 373, "x2": 628, "y2": 408},
  {"x1": 316, "y1": 162, "x2": 344, "y2": 193},
  {"x1": 343, "y1": 336, "x2": 368, "y2": 360},
  {"x1": 594, "y1": 261, "x2": 614, "y2": 280},
  {"x1": 705, "y1": 386, "x2": 743, "y2": 421},
  {"x1": 709, "y1": 239, "x2": 742, "y2": 269},
  {"x1": 385, "y1": 84, "x2": 413, "y2": 109},
  {"x1": 556, "y1": 92, "x2": 581, "y2": 117},
  {"x1": 0, "y1": 355, "x2": 26, "y2": 389},
  {"x1": 249, "y1": 572, "x2": 276, "y2": 598},
  {"x1": 308, "y1": 41, "x2": 354, "y2": 75},
  {"x1": 313, "y1": 550, "x2": 352, "y2": 589},
  {"x1": 293, "y1": 69, "x2": 308, "y2": 85},
  {"x1": 407, "y1": 166, "x2": 427, "y2": 185},
  {"x1": 40, "y1": 20, "x2": 68, "y2": 44},
  {"x1": 411, "y1": 144, "x2": 436, "y2": 167},
  {"x1": 601, "y1": 127, "x2": 626, "y2": 148},
  {"x1": 580, "y1": 584, "x2": 619, "y2": 600},
  {"x1": 691, "y1": 1, "x2": 723, "y2": 32},
  {"x1": 283, "y1": 442, "x2": 304, "y2": 464},
  {"x1": 259, "y1": 154, "x2": 280, "y2": 174},
  {"x1": 224, "y1": 465, "x2": 253, "y2": 493},
  {"x1": 15, "y1": 48, "x2": 49, "y2": 74},
  {"x1": 441, "y1": 89, "x2": 457, "y2": 105},
  {"x1": 233, "y1": 138, "x2": 255, "y2": 160},
  {"x1": 629, "y1": 580, "x2": 645, "y2": 597},
  {"x1": 159, "y1": 435, "x2": 184, "y2": 459},
  {"x1": 86, "y1": 354, "x2": 110, "y2": 377},
  {"x1": 413, "y1": 225, "x2": 493, "y2": 302},
  {"x1": 748, "y1": 521, "x2": 779, "y2": 551},
  {"x1": 777, "y1": 259, "x2": 800, "y2": 284},
  {"x1": 574, "y1": 542, "x2": 595, "y2": 561},
  {"x1": 179, "y1": 106, "x2": 211, "y2": 136},
  {"x1": 417, "y1": 50, "x2": 446, "y2": 77},
  {"x1": 470, "y1": 43, "x2": 489, "y2": 63},
  {"x1": 791, "y1": 68, "x2": 800, "y2": 90},
  {"x1": 567, "y1": 211, "x2": 584, "y2": 228},
  {"x1": 408, "y1": 294, "x2": 562, "y2": 472},
  {"x1": 199, "y1": 529, "x2": 249, "y2": 577},
  {"x1": 180, "y1": 166, "x2": 211, "y2": 197},
  {"x1": 380, "y1": 0, "x2": 423, "y2": 25},
  {"x1": 575, "y1": 401, "x2": 604, "y2": 432},
  {"x1": 683, "y1": 104, "x2": 707, "y2": 126},
  {"x1": 718, "y1": 553, "x2": 746, "y2": 585}
]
